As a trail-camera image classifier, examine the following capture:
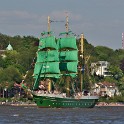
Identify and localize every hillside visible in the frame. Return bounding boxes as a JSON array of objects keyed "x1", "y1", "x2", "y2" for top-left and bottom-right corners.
[{"x1": 0, "y1": 33, "x2": 124, "y2": 98}]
